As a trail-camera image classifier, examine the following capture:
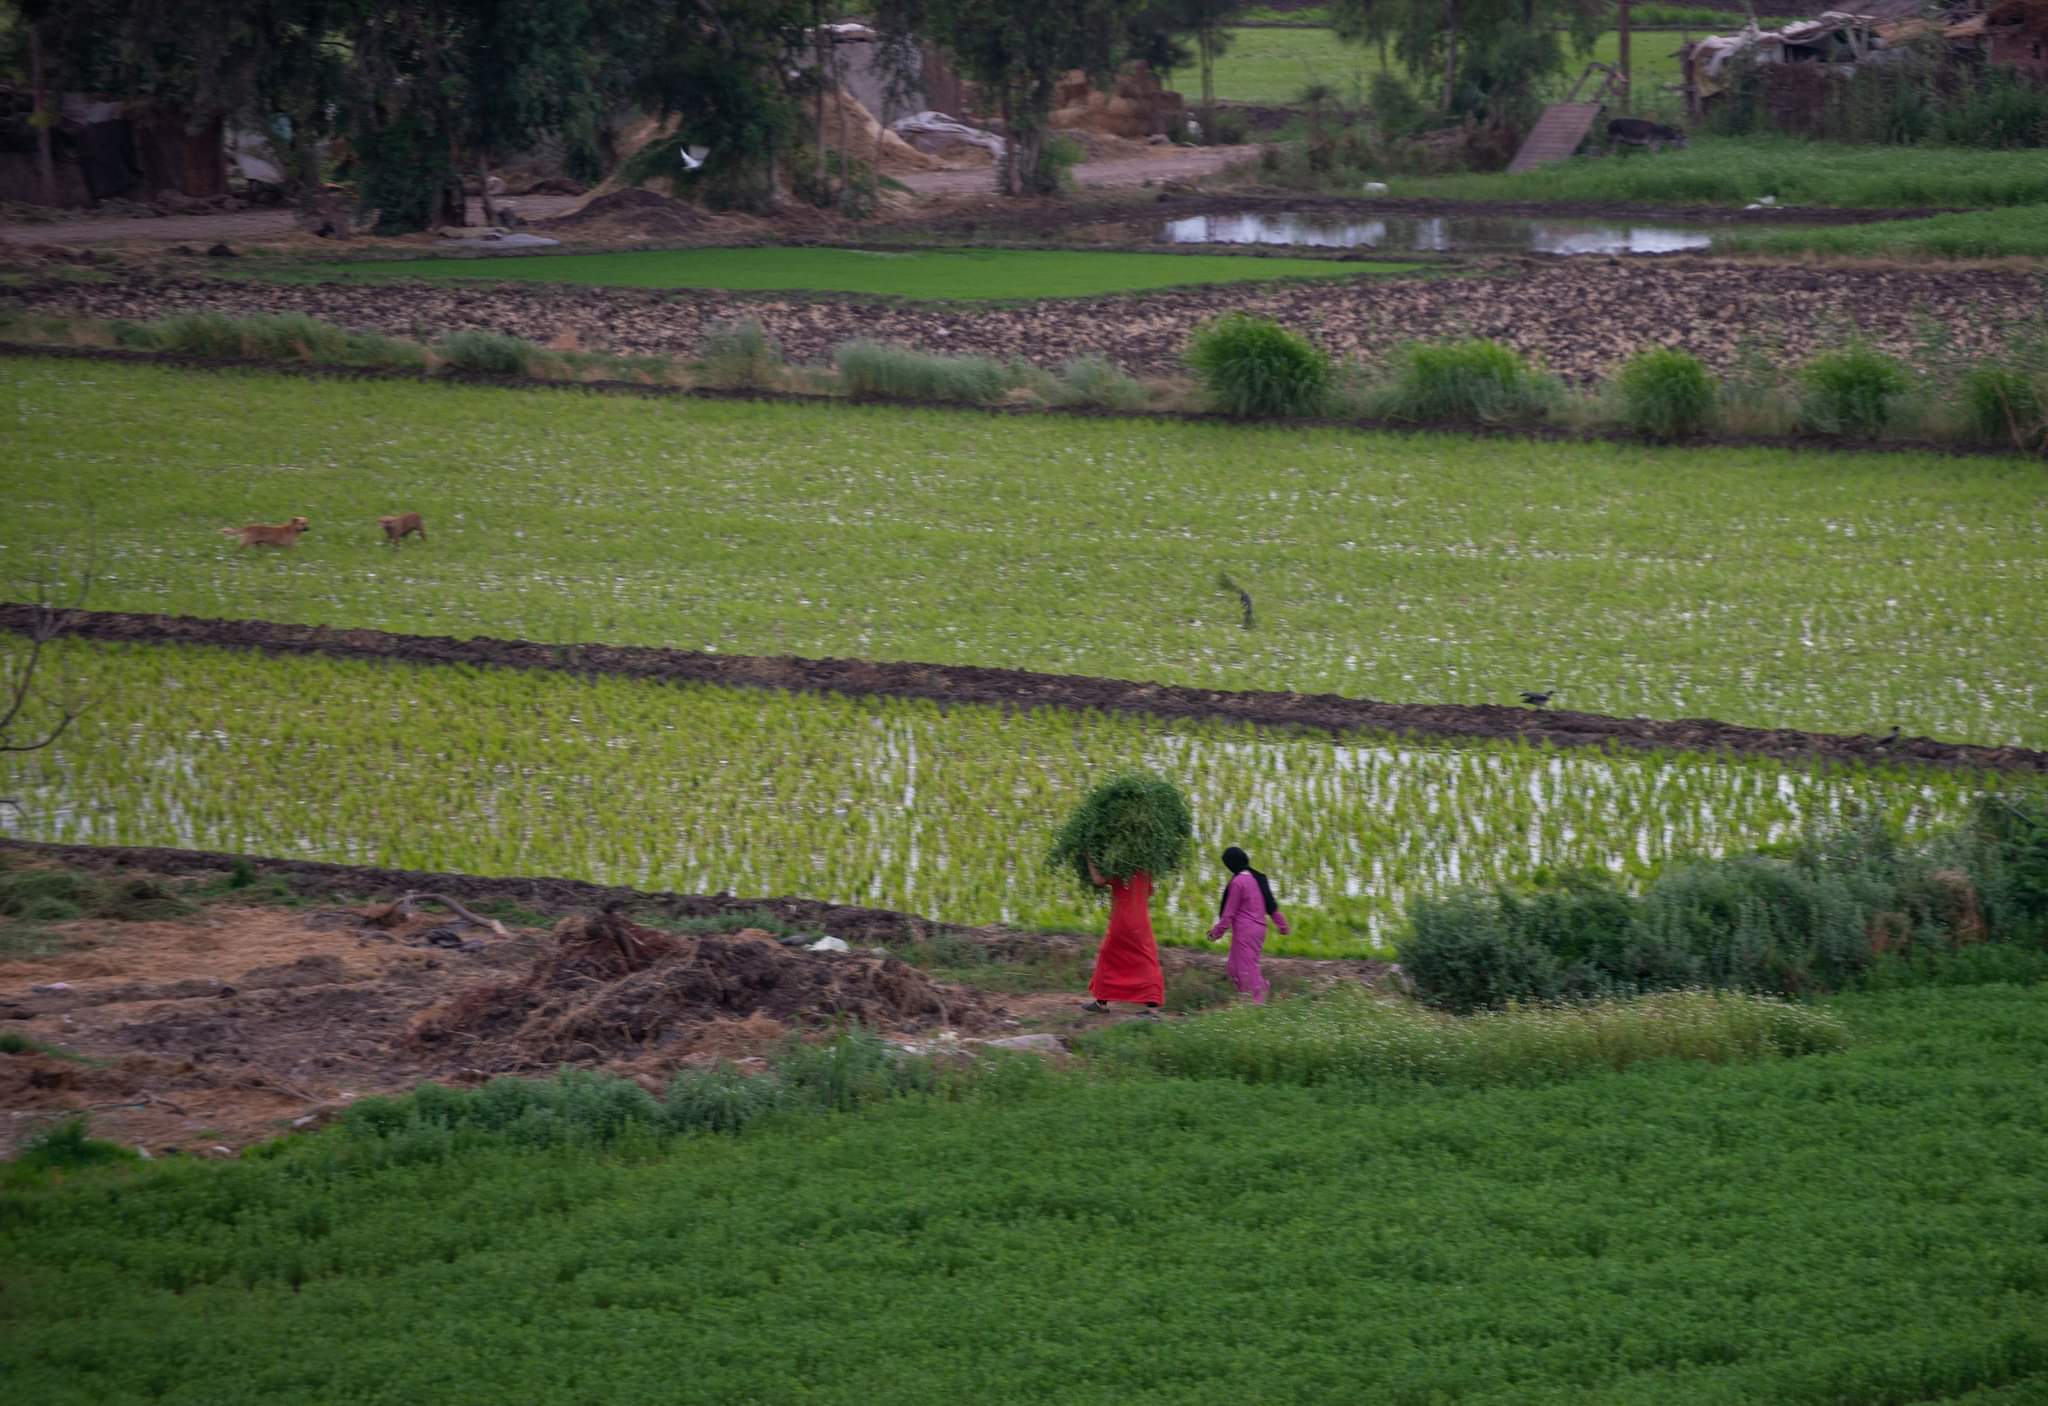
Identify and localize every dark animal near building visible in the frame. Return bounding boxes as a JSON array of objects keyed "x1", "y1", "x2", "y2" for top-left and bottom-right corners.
[{"x1": 1608, "y1": 118, "x2": 1686, "y2": 152}]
